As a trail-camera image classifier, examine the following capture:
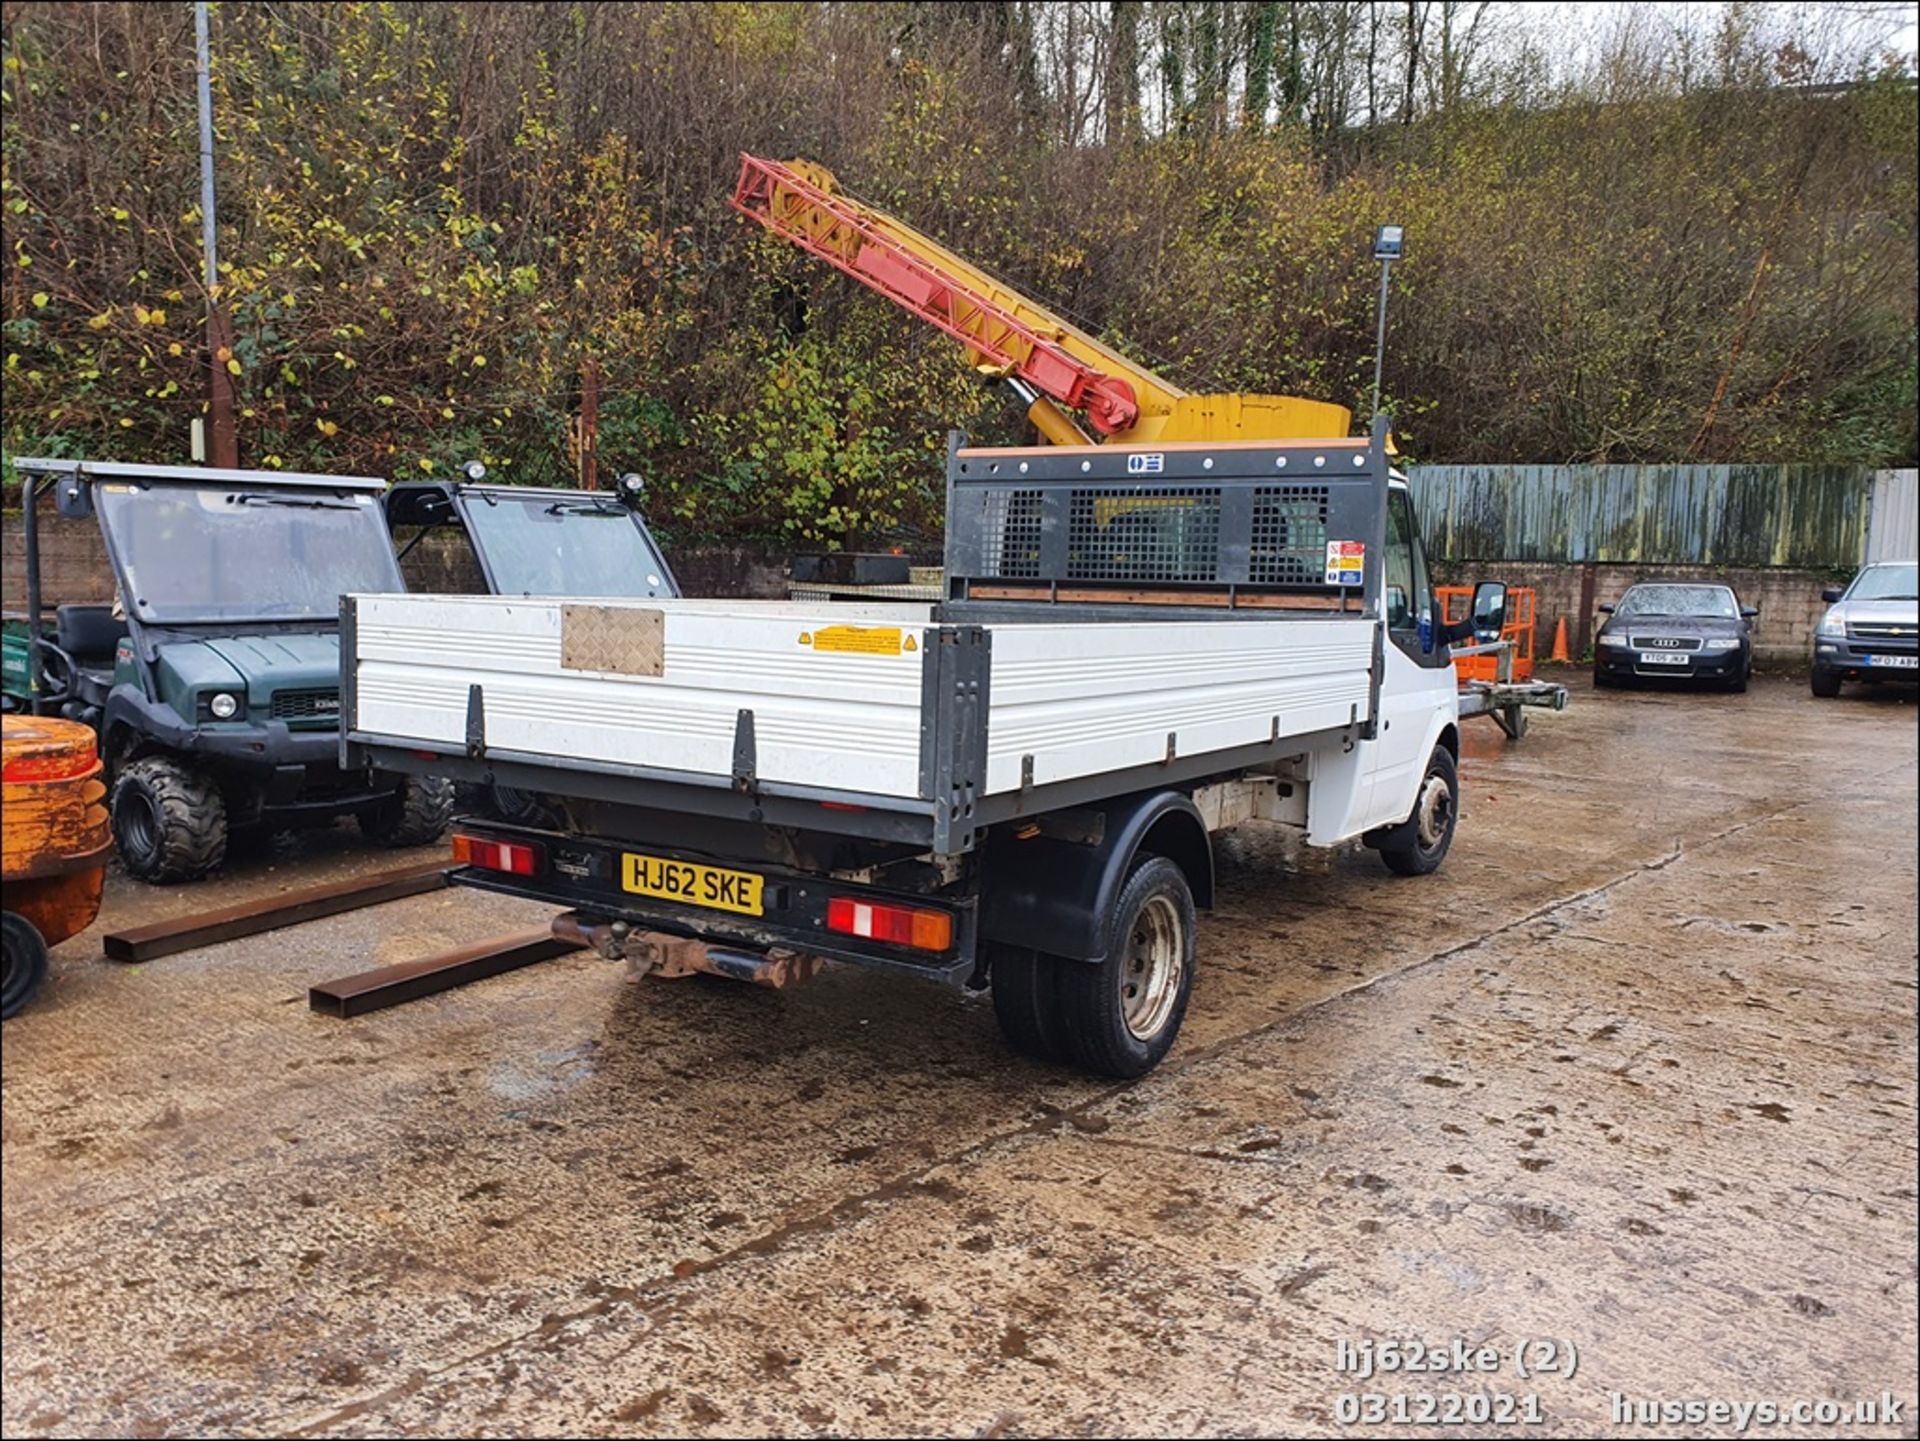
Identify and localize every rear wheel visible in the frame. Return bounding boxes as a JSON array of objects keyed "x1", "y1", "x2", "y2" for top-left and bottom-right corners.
[
  {"x1": 488, "y1": 784, "x2": 558, "y2": 828},
  {"x1": 357, "y1": 776, "x2": 454, "y2": 848},
  {"x1": 989, "y1": 944, "x2": 1070, "y2": 1064},
  {"x1": 1810, "y1": 665, "x2": 1841, "y2": 698},
  {"x1": 111, "y1": 756, "x2": 228, "y2": 883},
  {"x1": 1050, "y1": 856, "x2": 1197, "y2": 1079},
  {"x1": 2, "y1": 912, "x2": 51, "y2": 1020},
  {"x1": 1378, "y1": 746, "x2": 1460, "y2": 877}
]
